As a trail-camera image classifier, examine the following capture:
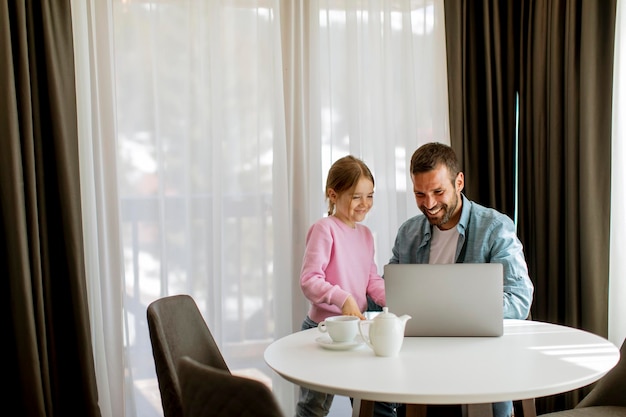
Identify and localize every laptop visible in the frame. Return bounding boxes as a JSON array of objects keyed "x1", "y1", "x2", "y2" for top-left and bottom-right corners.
[{"x1": 383, "y1": 263, "x2": 504, "y2": 337}]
